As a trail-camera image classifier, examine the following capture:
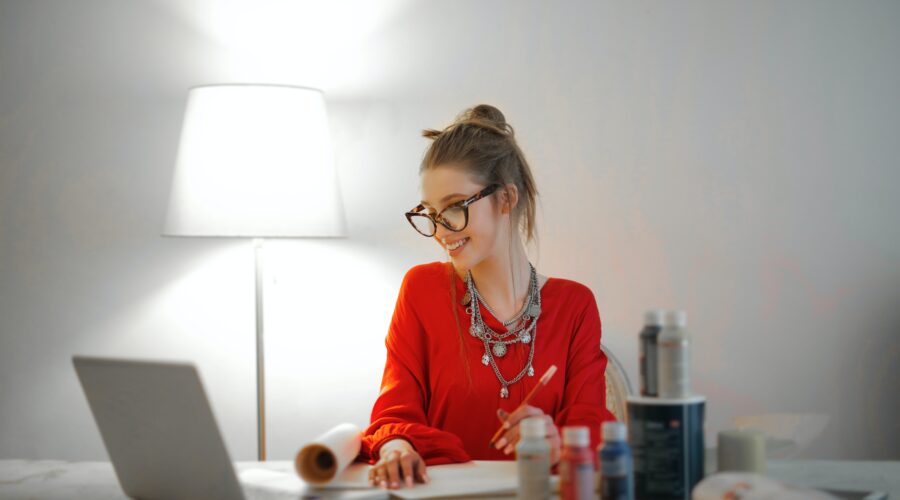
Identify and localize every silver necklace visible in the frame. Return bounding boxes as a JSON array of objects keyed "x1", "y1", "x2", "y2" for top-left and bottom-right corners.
[{"x1": 464, "y1": 264, "x2": 542, "y2": 398}]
